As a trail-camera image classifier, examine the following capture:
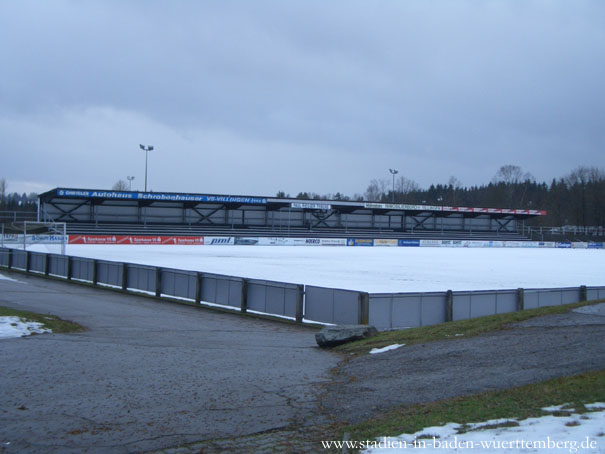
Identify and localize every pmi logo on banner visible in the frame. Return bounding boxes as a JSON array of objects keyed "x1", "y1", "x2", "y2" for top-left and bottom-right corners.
[{"x1": 207, "y1": 237, "x2": 234, "y2": 245}]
